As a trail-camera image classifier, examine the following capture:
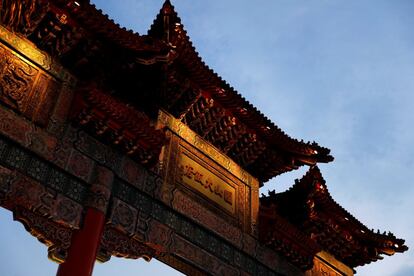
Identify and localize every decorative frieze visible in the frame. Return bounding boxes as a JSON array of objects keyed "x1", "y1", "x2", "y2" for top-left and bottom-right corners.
[
  {"x1": 13, "y1": 207, "x2": 73, "y2": 263},
  {"x1": 110, "y1": 175, "x2": 296, "y2": 275}
]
